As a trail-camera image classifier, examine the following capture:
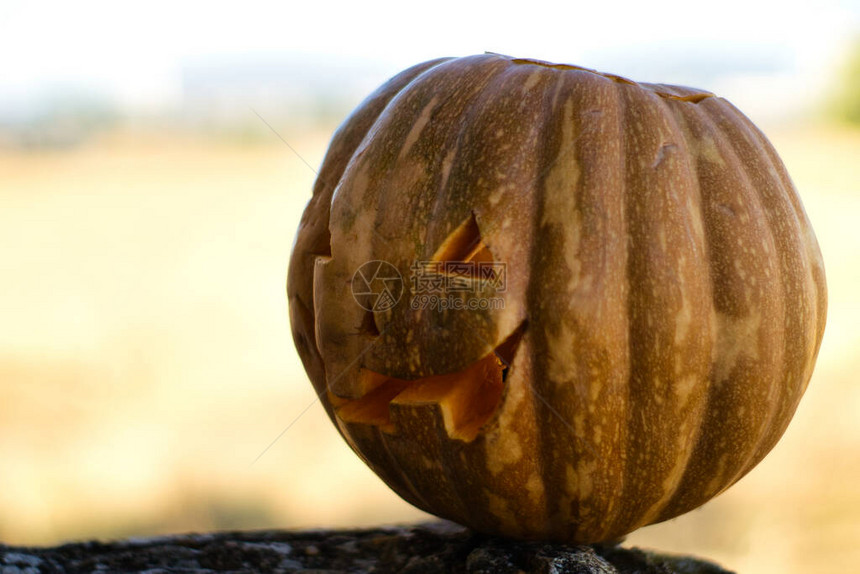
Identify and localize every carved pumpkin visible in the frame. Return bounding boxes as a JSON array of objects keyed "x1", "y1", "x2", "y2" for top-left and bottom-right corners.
[{"x1": 287, "y1": 53, "x2": 827, "y2": 543}]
